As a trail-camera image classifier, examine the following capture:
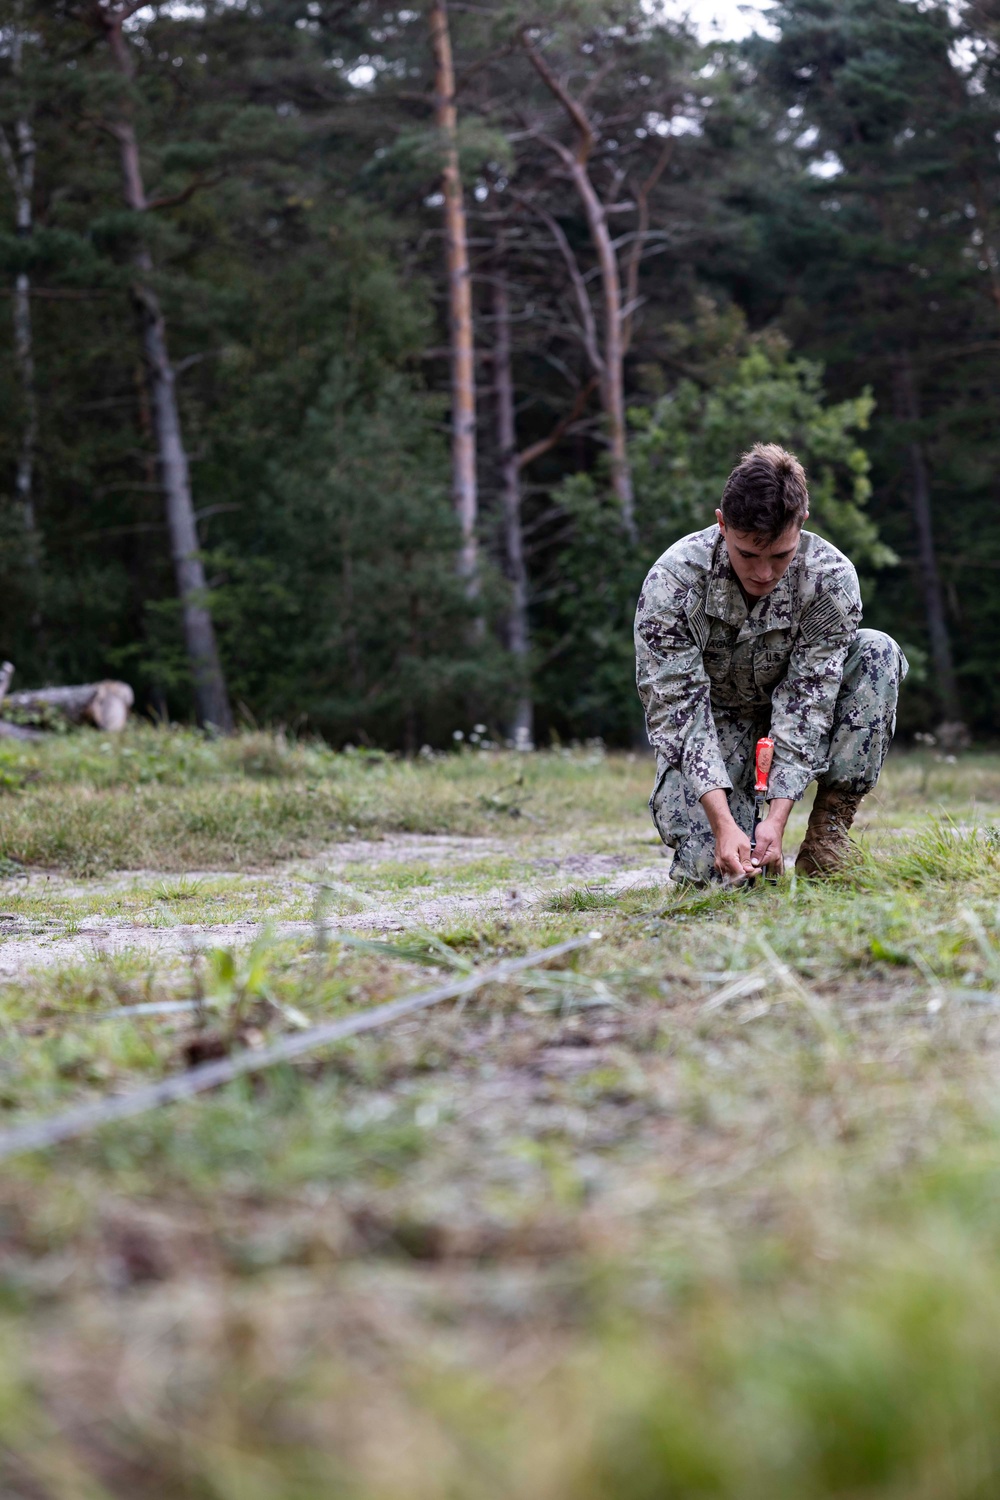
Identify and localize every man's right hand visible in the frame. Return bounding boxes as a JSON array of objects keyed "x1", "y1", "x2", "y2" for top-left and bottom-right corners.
[
  {"x1": 700, "y1": 787, "x2": 755, "y2": 881},
  {"x1": 713, "y1": 821, "x2": 754, "y2": 880}
]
